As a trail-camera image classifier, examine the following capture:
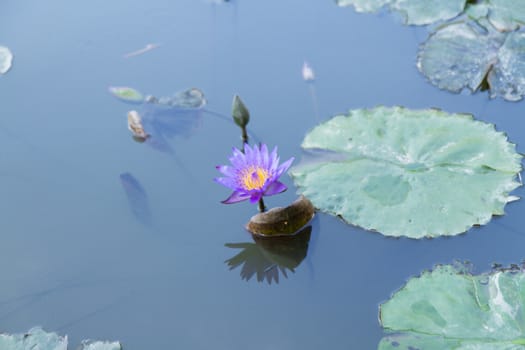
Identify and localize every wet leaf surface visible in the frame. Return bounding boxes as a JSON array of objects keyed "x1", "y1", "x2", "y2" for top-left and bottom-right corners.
[
  {"x1": 418, "y1": 20, "x2": 525, "y2": 101},
  {"x1": 291, "y1": 106, "x2": 522, "y2": 238},
  {"x1": 0, "y1": 327, "x2": 121, "y2": 350},
  {"x1": 379, "y1": 263, "x2": 525, "y2": 349},
  {"x1": 336, "y1": 0, "x2": 466, "y2": 25}
]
